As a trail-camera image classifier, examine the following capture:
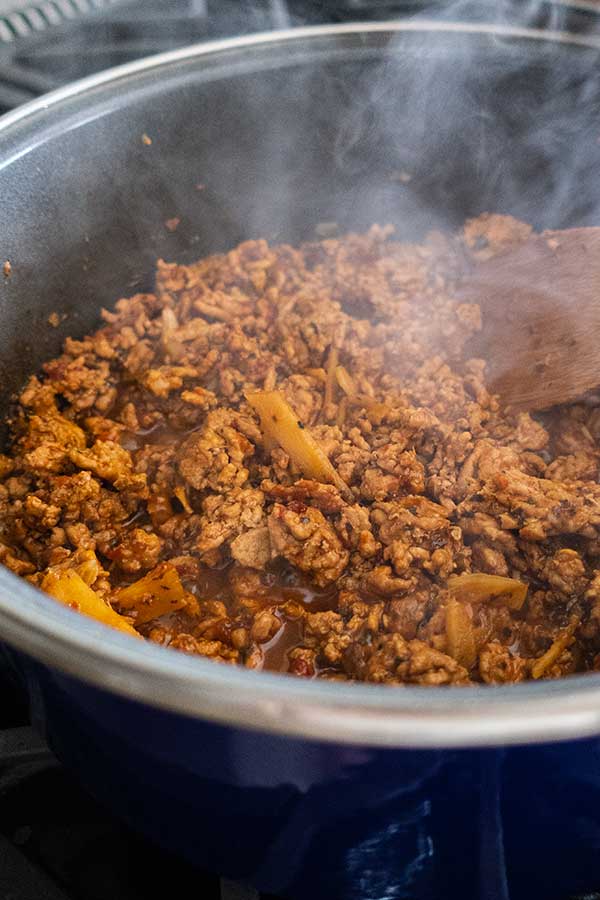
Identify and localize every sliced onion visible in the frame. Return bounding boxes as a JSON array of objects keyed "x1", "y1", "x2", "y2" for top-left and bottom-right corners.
[
  {"x1": 447, "y1": 573, "x2": 528, "y2": 610},
  {"x1": 446, "y1": 598, "x2": 477, "y2": 669}
]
